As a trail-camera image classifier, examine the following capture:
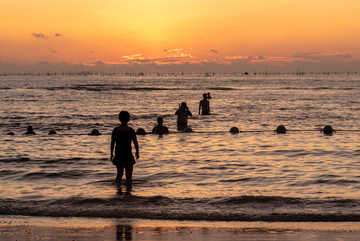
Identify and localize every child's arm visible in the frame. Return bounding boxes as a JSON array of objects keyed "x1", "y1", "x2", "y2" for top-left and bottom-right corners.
[{"x1": 133, "y1": 136, "x2": 140, "y2": 159}]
